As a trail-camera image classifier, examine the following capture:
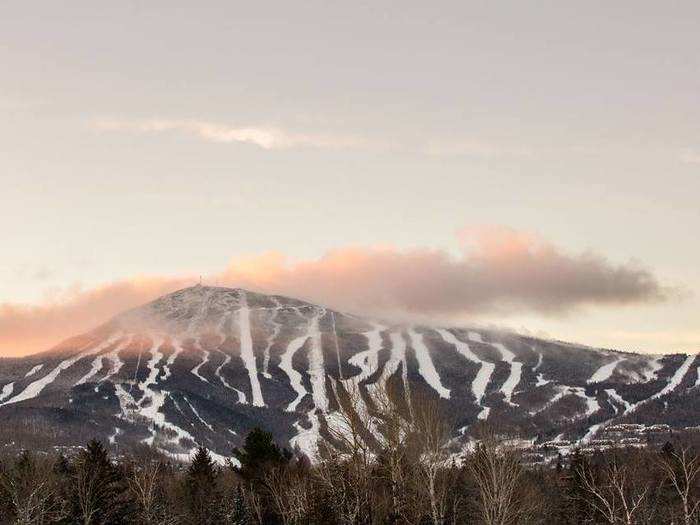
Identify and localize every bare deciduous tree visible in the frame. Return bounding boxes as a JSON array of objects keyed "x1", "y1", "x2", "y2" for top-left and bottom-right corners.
[{"x1": 658, "y1": 445, "x2": 700, "y2": 525}]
